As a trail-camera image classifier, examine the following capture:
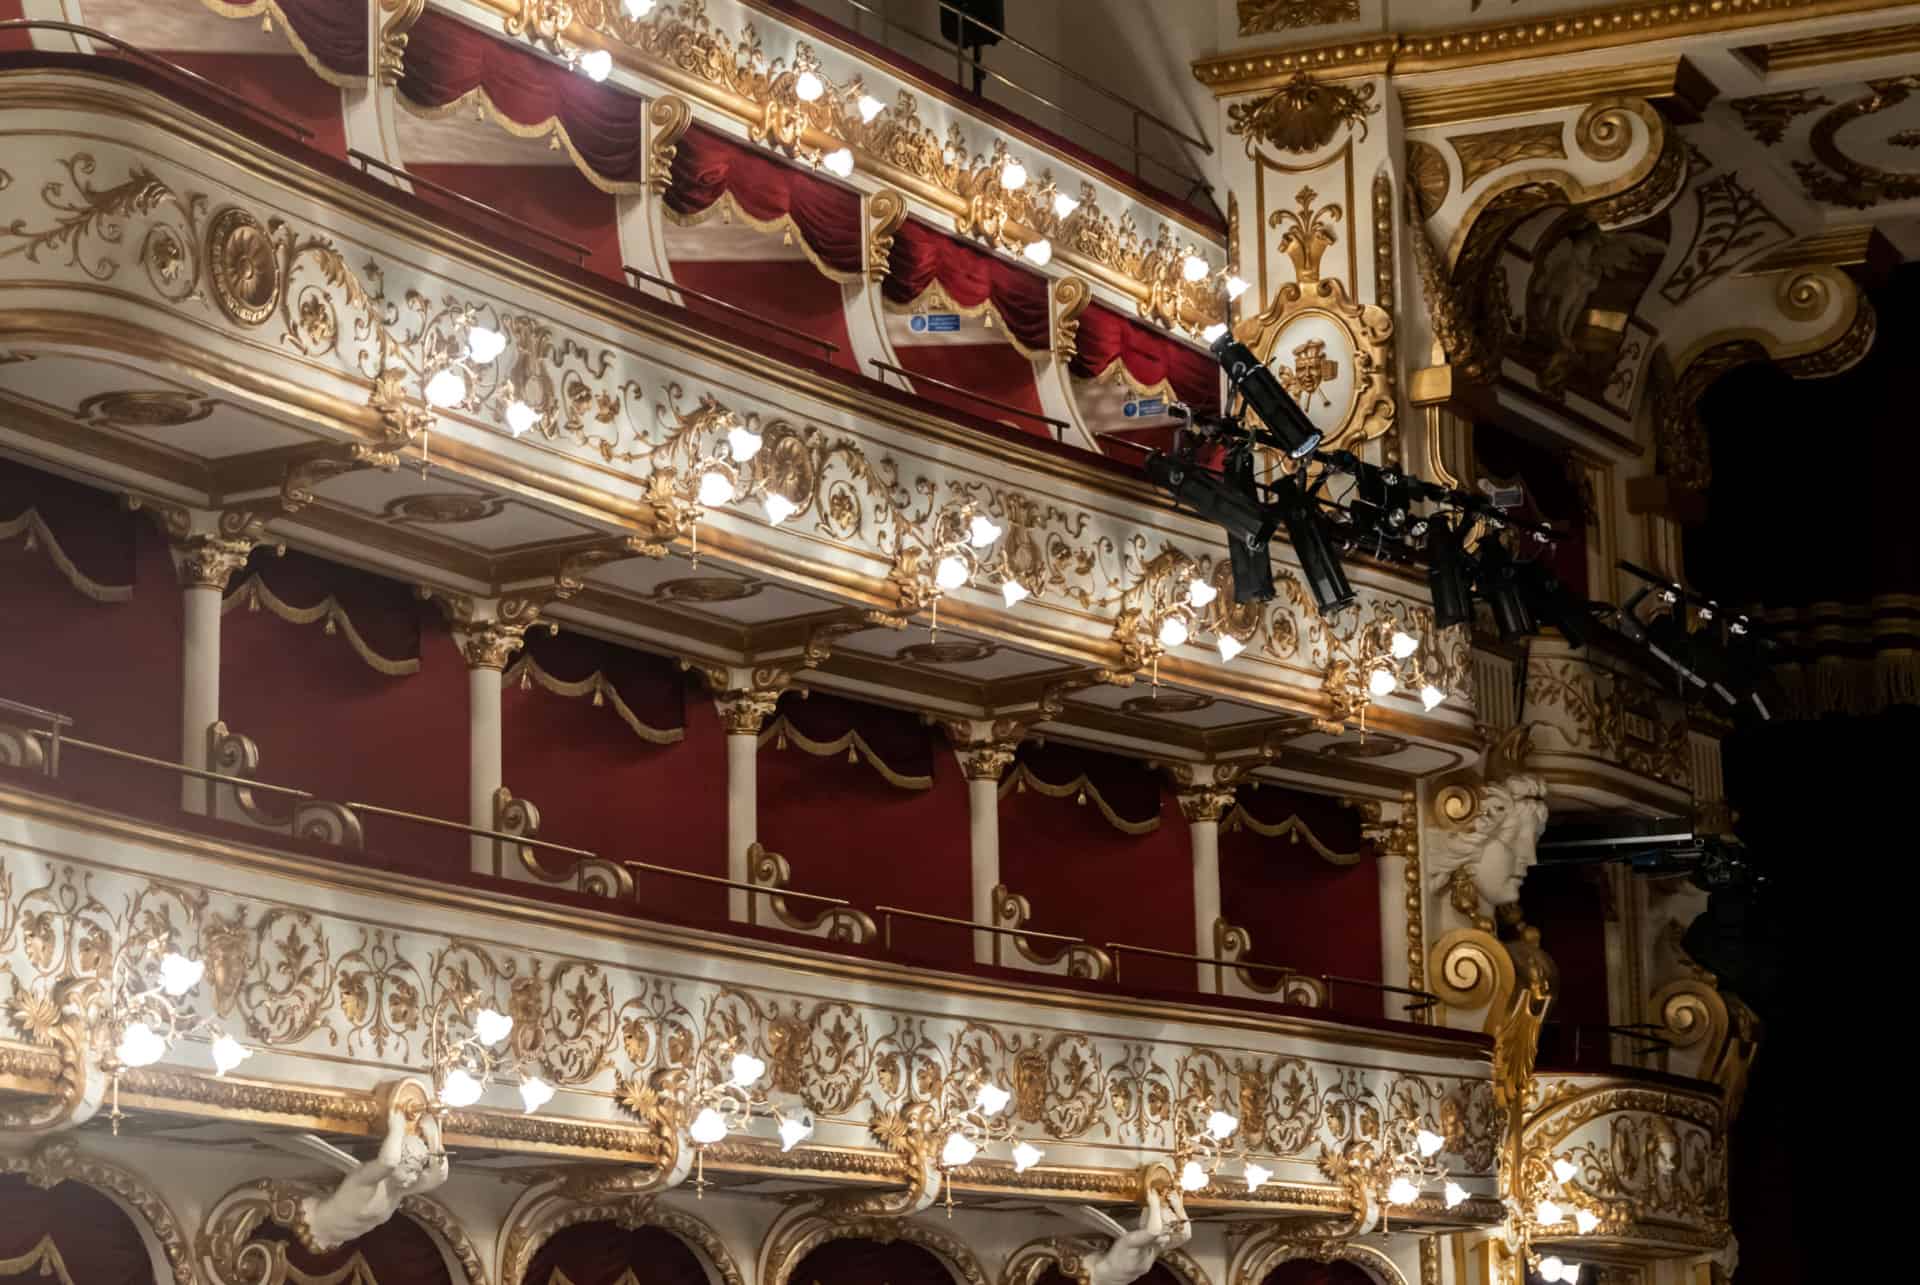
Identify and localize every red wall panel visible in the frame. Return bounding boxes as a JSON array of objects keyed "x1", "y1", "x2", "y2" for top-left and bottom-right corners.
[
  {"x1": 1523, "y1": 863, "x2": 1614, "y2": 1064},
  {"x1": 156, "y1": 52, "x2": 347, "y2": 158},
  {"x1": 0, "y1": 1, "x2": 29, "y2": 52},
  {"x1": 1217, "y1": 817, "x2": 1383, "y2": 992},
  {"x1": 756, "y1": 734, "x2": 973, "y2": 962},
  {"x1": 502, "y1": 680, "x2": 729, "y2": 925},
  {"x1": 890, "y1": 341, "x2": 1050, "y2": 439},
  {"x1": 0, "y1": 527, "x2": 181, "y2": 820},
  {"x1": 669, "y1": 257, "x2": 859, "y2": 375},
  {"x1": 410, "y1": 164, "x2": 624, "y2": 281},
  {"x1": 996, "y1": 786, "x2": 1195, "y2": 993},
  {"x1": 219, "y1": 612, "x2": 469, "y2": 877}
]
